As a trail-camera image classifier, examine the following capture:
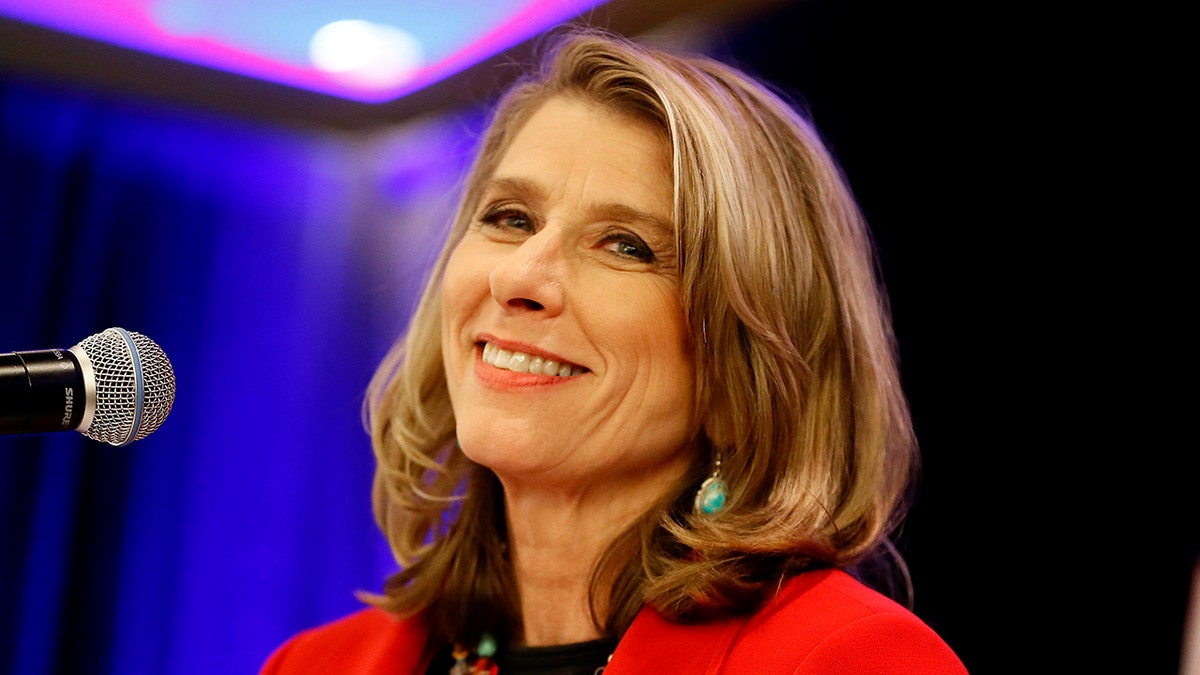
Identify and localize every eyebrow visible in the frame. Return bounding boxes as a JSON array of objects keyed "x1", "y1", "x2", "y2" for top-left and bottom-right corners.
[
  {"x1": 480, "y1": 176, "x2": 675, "y2": 238},
  {"x1": 479, "y1": 176, "x2": 542, "y2": 204}
]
